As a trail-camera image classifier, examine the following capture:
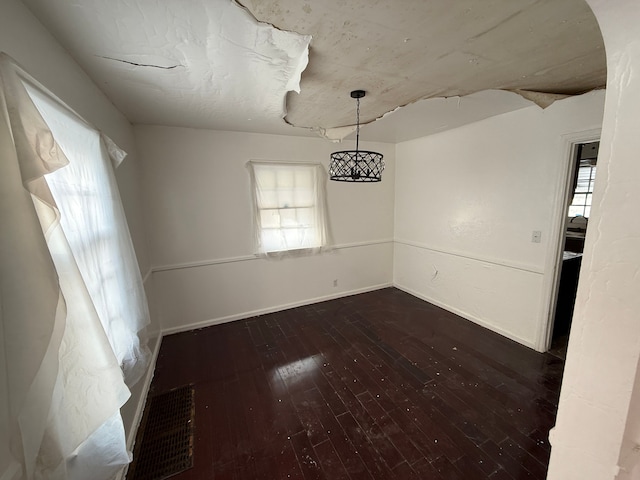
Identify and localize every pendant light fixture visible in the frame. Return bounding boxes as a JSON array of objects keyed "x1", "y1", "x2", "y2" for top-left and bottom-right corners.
[{"x1": 329, "y1": 90, "x2": 384, "y2": 182}]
